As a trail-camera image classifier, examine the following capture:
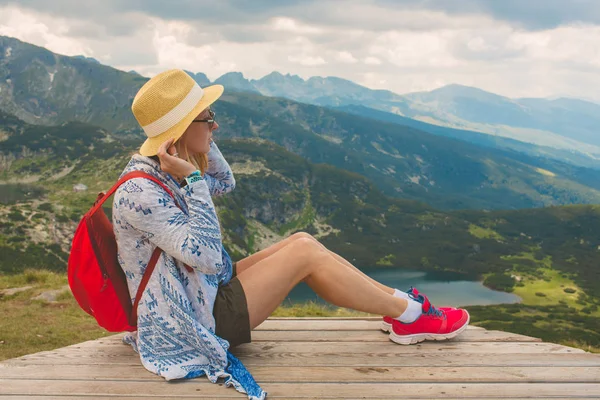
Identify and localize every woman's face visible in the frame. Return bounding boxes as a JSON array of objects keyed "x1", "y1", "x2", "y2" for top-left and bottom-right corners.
[{"x1": 179, "y1": 107, "x2": 219, "y2": 155}]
